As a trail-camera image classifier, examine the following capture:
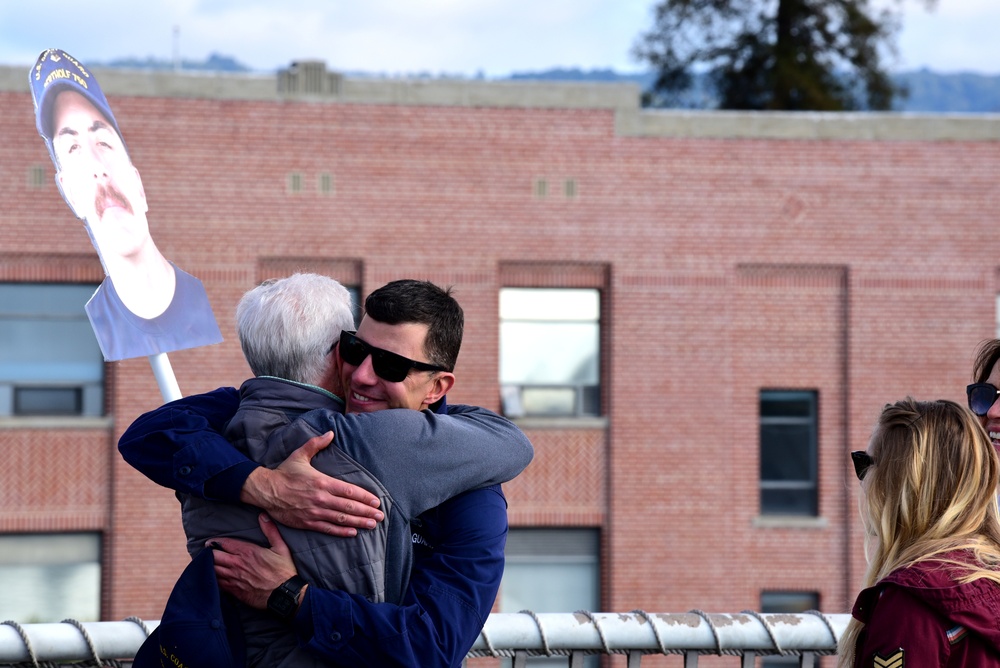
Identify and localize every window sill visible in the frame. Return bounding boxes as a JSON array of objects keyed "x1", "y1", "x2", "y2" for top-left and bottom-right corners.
[
  {"x1": 509, "y1": 415, "x2": 608, "y2": 430},
  {"x1": 752, "y1": 515, "x2": 828, "y2": 530},
  {"x1": 0, "y1": 416, "x2": 114, "y2": 430}
]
